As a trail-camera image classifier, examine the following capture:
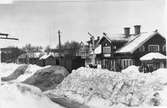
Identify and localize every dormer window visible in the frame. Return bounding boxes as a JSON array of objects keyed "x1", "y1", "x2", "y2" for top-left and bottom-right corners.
[{"x1": 148, "y1": 45, "x2": 159, "y2": 52}]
